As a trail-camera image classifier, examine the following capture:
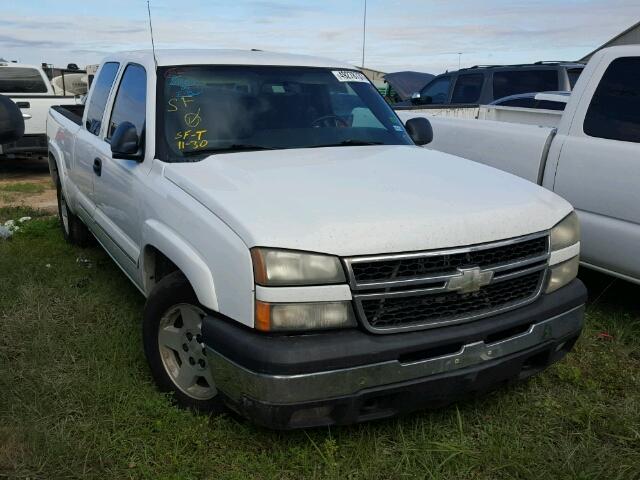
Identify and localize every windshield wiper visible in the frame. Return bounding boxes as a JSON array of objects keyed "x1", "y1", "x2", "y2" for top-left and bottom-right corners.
[
  {"x1": 310, "y1": 139, "x2": 384, "y2": 148},
  {"x1": 181, "y1": 144, "x2": 277, "y2": 156}
]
